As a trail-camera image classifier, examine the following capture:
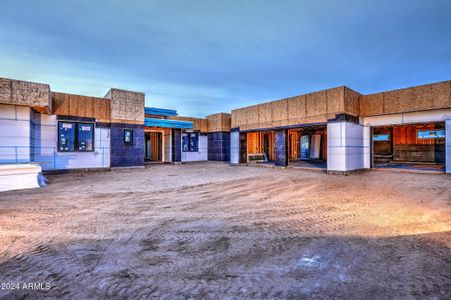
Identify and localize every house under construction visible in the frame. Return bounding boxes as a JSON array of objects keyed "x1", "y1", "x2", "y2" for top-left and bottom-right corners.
[{"x1": 0, "y1": 76, "x2": 449, "y2": 191}]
